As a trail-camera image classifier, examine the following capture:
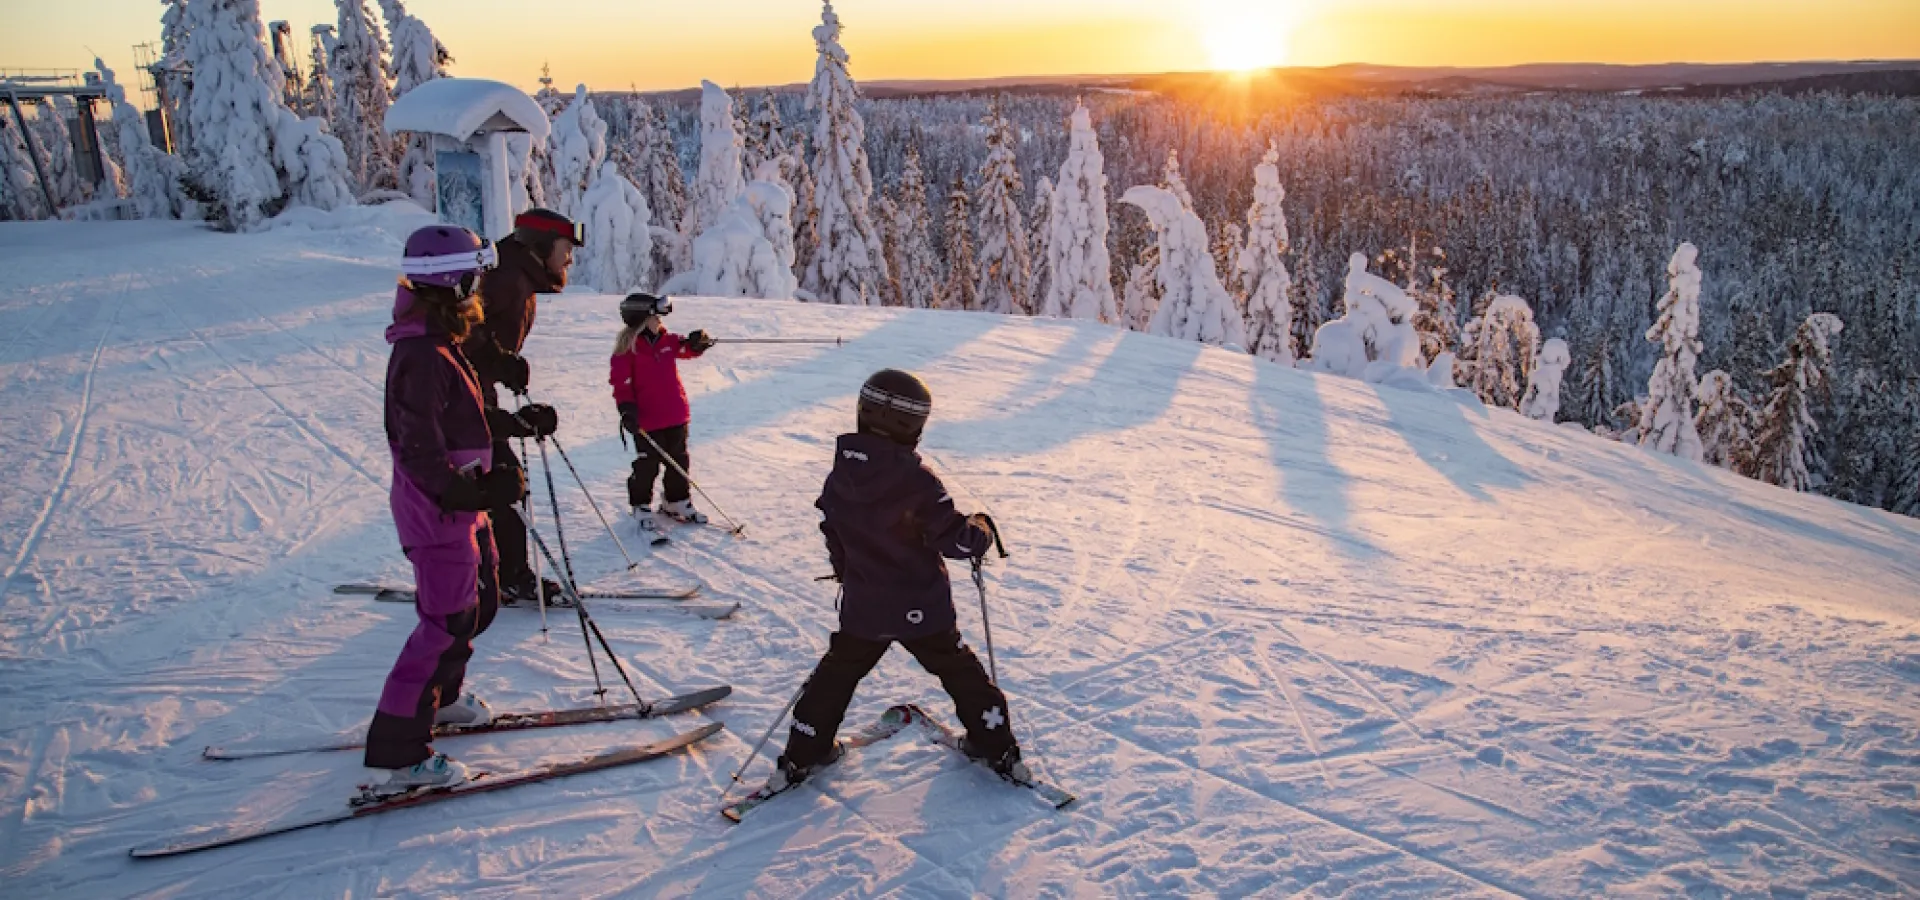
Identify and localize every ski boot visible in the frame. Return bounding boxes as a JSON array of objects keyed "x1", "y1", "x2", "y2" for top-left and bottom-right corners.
[
  {"x1": 358, "y1": 752, "x2": 468, "y2": 803},
  {"x1": 661, "y1": 499, "x2": 708, "y2": 525},
  {"x1": 501, "y1": 577, "x2": 568, "y2": 608},
  {"x1": 434, "y1": 692, "x2": 492, "y2": 729},
  {"x1": 769, "y1": 743, "x2": 845, "y2": 792},
  {"x1": 960, "y1": 738, "x2": 1032, "y2": 784}
]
